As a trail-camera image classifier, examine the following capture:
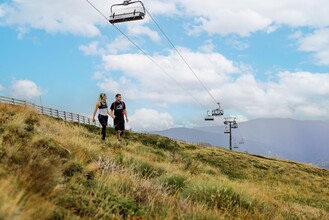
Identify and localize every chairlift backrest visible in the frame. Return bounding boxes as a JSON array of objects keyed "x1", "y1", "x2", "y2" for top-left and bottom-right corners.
[
  {"x1": 211, "y1": 103, "x2": 224, "y2": 117},
  {"x1": 212, "y1": 108, "x2": 224, "y2": 116},
  {"x1": 109, "y1": 0, "x2": 146, "y2": 24}
]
